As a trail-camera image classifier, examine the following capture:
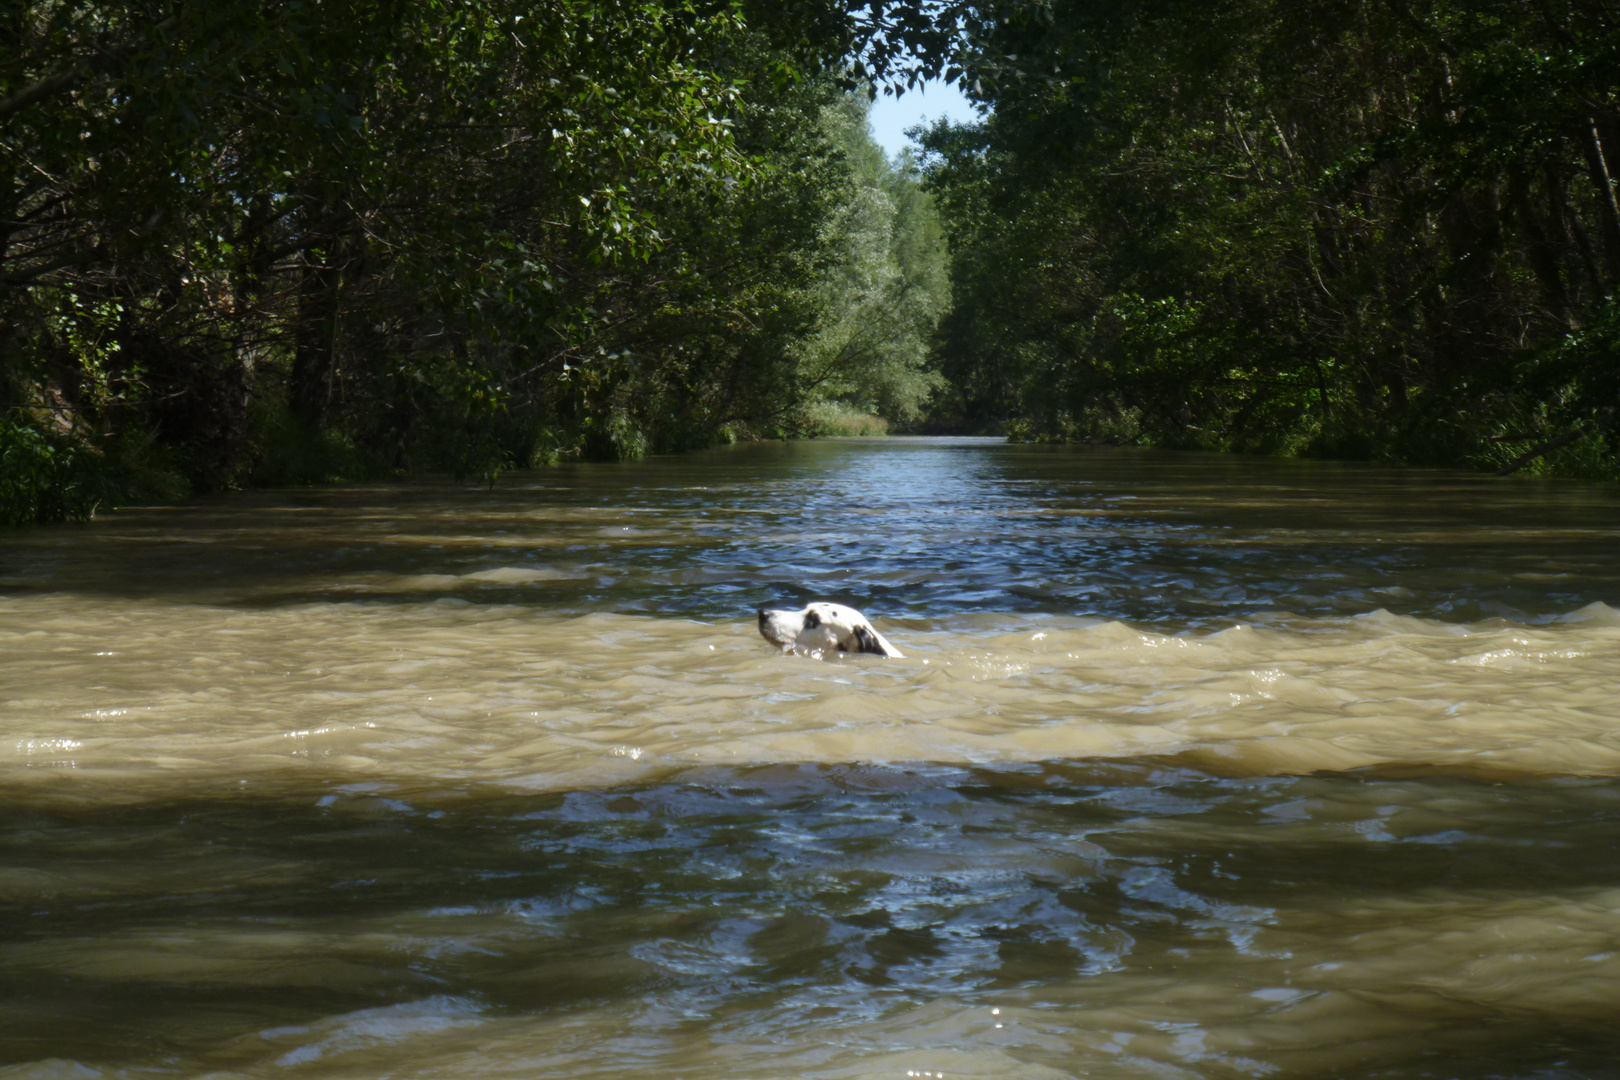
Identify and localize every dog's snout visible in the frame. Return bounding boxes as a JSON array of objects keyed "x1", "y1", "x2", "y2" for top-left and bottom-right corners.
[{"x1": 757, "y1": 608, "x2": 769, "y2": 626}]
